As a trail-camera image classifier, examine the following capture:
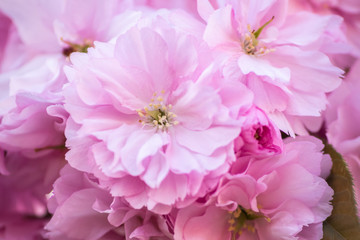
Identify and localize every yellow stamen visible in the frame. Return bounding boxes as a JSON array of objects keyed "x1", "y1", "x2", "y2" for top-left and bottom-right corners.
[{"x1": 137, "y1": 92, "x2": 178, "y2": 132}]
